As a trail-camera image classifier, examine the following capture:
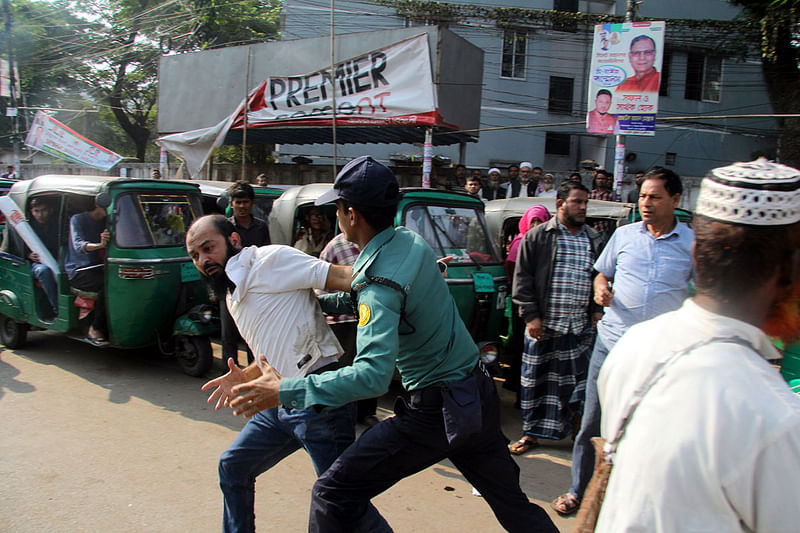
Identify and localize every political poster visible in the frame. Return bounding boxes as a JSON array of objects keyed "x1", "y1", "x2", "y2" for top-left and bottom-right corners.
[
  {"x1": 239, "y1": 34, "x2": 438, "y2": 128},
  {"x1": 586, "y1": 21, "x2": 665, "y2": 136},
  {"x1": 25, "y1": 111, "x2": 123, "y2": 171}
]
